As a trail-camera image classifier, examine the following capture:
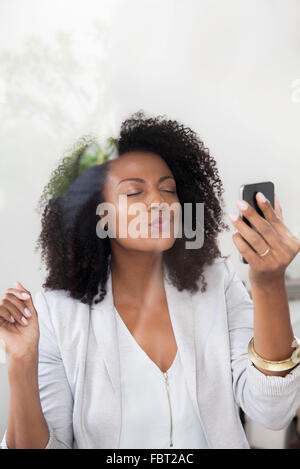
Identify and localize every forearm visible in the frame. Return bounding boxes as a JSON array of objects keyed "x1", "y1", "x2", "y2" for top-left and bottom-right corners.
[
  {"x1": 6, "y1": 354, "x2": 50, "y2": 449},
  {"x1": 251, "y1": 276, "x2": 297, "y2": 377}
]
